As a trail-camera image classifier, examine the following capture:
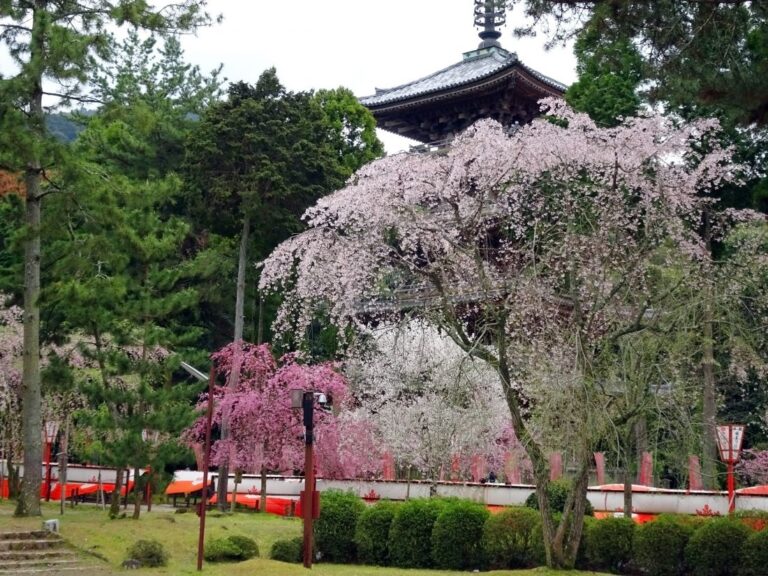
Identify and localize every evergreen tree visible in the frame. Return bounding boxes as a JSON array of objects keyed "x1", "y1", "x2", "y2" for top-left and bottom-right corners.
[
  {"x1": 565, "y1": 7, "x2": 642, "y2": 127},
  {"x1": 0, "y1": 0, "x2": 214, "y2": 517},
  {"x1": 184, "y1": 69, "x2": 382, "y2": 506}
]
